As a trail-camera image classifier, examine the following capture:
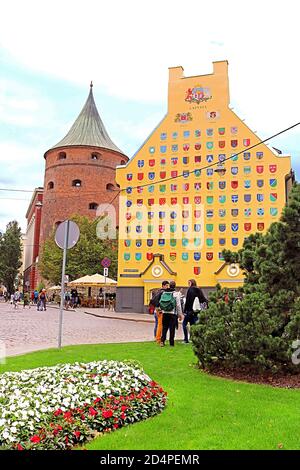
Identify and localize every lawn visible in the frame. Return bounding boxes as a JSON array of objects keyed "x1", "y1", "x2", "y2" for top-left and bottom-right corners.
[{"x1": 1, "y1": 341, "x2": 299, "y2": 450}]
